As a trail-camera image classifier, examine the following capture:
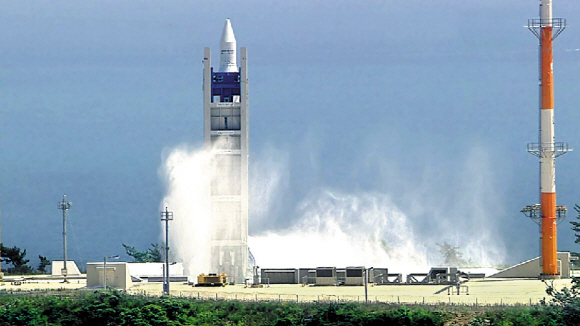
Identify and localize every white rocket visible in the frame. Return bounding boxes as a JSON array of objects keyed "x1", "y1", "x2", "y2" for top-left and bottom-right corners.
[{"x1": 219, "y1": 19, "x2": 237, "y2": 73}]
